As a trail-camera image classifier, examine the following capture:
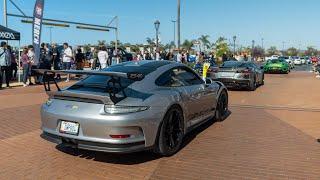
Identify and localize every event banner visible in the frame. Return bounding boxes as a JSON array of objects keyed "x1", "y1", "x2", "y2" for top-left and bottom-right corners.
[{"x1": 32, "y1": 0, "x2": 44, "y2": 64}]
